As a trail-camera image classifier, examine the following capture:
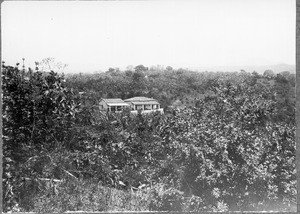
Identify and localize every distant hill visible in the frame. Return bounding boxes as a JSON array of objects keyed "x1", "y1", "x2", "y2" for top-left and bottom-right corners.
[{"x1": 193, "y1": 64, "x2": 295, "y2": 74}]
